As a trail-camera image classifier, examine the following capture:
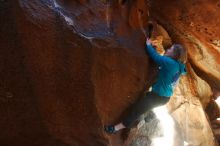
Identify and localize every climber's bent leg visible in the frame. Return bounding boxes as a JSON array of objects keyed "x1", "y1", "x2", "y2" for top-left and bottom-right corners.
[
  {"x1": 122, "y1": 91, "x2": 169, "y2": 128},
  {"x1": 104, "y1": 92, "x2": 169, "y2": 134}
]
